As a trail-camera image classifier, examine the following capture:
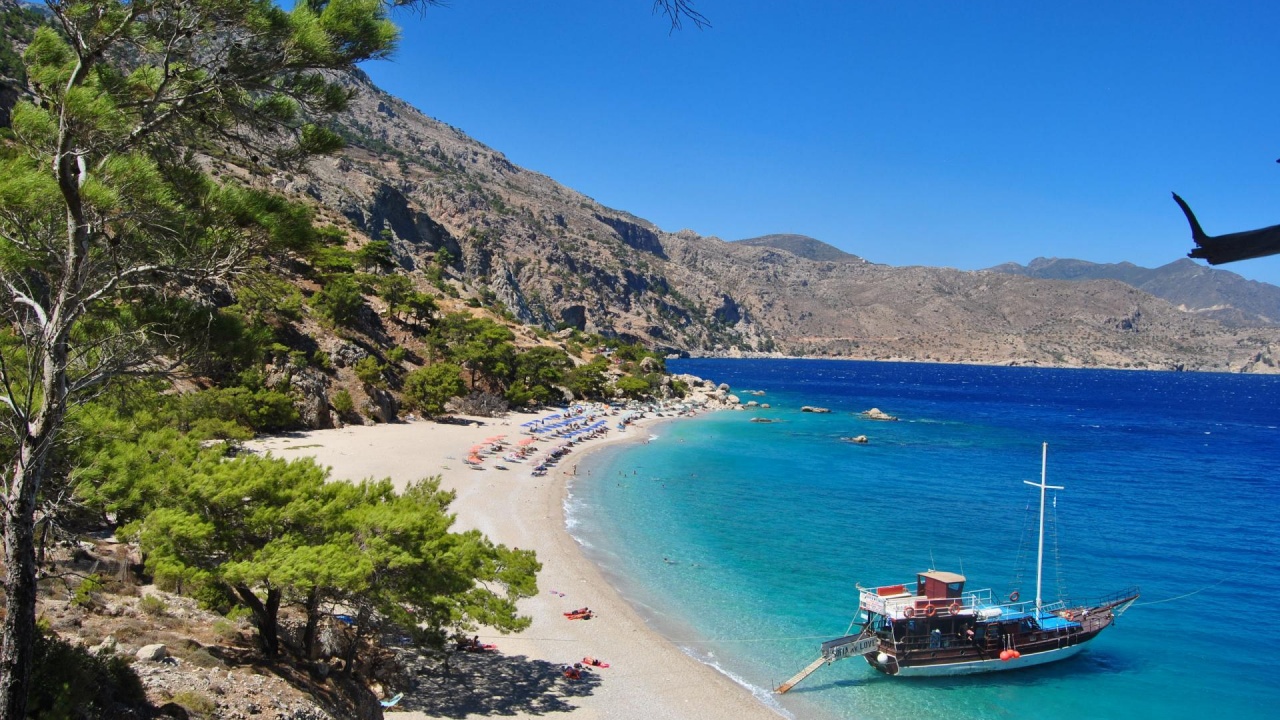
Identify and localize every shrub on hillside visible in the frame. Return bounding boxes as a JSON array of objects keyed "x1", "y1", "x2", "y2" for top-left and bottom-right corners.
[{"x1": 27, "y1": 622, "x2": 149, "y2": 719}]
